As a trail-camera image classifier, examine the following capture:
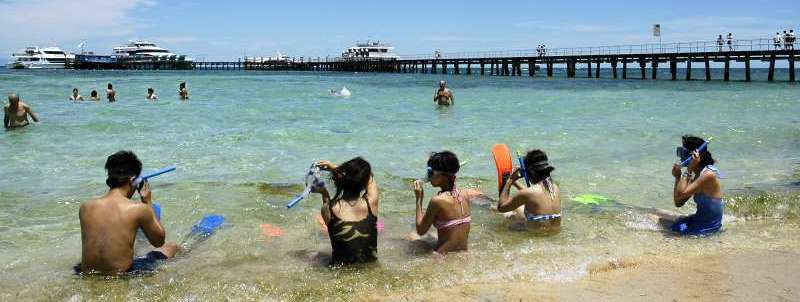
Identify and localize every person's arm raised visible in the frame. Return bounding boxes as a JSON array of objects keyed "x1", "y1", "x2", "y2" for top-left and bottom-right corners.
[
  {"x1": 137, "y1": 182, "x2": 166, "y2": 247},
  {"x1": 414, "y1": 180, "x2": 439, "y2": 235},
  {"x1": 498, "y1": 168, "x2": 527, "y2": 212}
]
